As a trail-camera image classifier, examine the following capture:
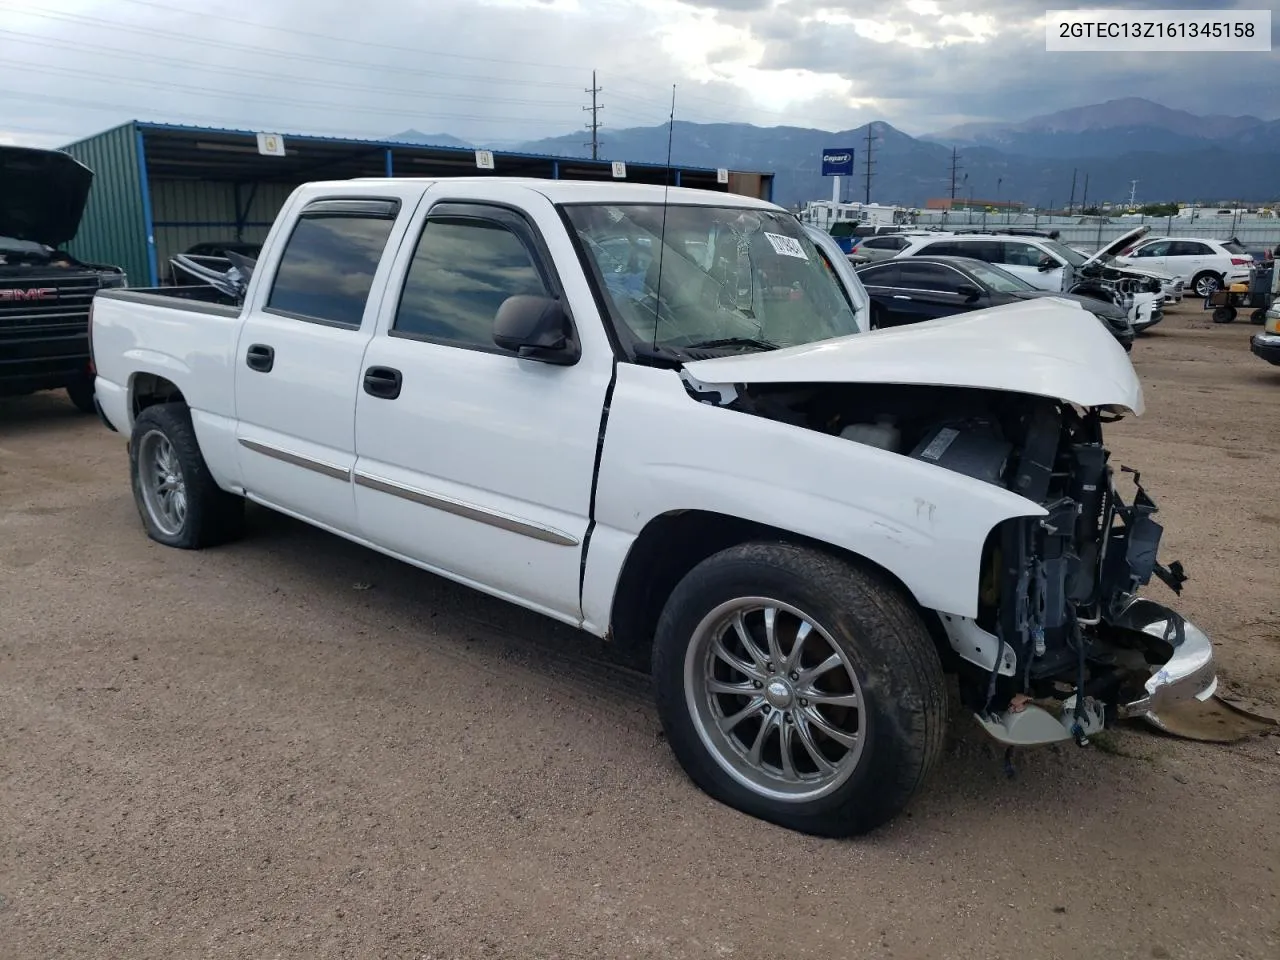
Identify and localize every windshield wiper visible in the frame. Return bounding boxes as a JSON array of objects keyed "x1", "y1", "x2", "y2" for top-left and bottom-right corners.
[{"x1": 683, "y1": 336, "x2": 780, "y2": 351}]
